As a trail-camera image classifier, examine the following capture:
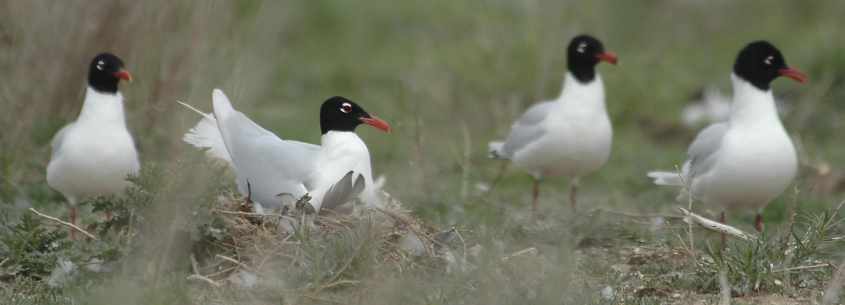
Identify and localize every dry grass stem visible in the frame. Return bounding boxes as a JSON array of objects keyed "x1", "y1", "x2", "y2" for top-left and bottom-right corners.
[
  {"x1": 28, "y1": 208, "x2": 97, "y2": 240},
  {"x1": 678, "y1": 208, "x2": 757, "y2": 241},
  {"x1": 187, "y1": 274, "x2": 222, "y2": 287},
  {"x1": 501, "y1": 247, "x2": 538, "y2": 262}
]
